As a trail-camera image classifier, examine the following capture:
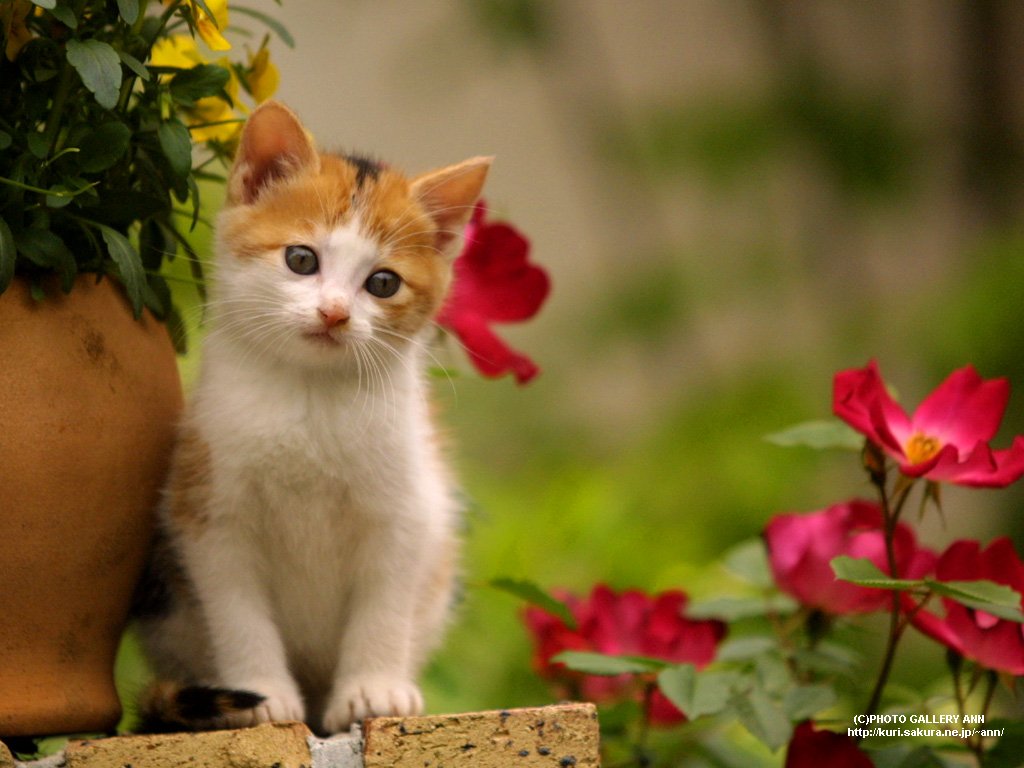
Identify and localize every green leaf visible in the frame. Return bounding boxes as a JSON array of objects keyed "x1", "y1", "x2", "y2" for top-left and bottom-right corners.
[
  {"x1": 551, "y1": 651, "x2": 666, "y2": 676},
  {"x1": 0, "y1": 130, "x2": 11, "y2": 150},
  {"x1": 118, "y1": 51, "x2": 150, "y2": 81},
  {"x1": 866, "y1": 745, "x2": 950, "y2": 768},
  {"x1": 66, "y1": 39, "x2": 123, "y2": 110},
  {"x1": 30, "y1": 0, "x2": 57, "y2": 8},
  {"x1": 27, "y1": 132, "x2": 50, "y2": 159},
  {"x1": 733, "y1": 688, "x2": 792, "y2": 752},
  {"x1": 488, "y1": 578, "x2": 577, "y2": 629},
  {"x1": 46, "y1": 185, "x2": 75, "y2": 208},
  {"x1": 980, "y1": 719, "x2": 1024, "y2": 768},
  {"x1": 830, "y1": 556, "x2": 924, "y2": 591},
  {"x1": 722, "y1": 539, "x2": 774, "y2": 588},
  {"x1": 170, "y1": 64, "x2": 231, "y2": 106},
  {"x1": 49, "y1": 2, "x2": 77, "y2": 28},
  {"x1": 0, "y1": 217, "x2": 16, "y2": 293},
  {"x1": 78, "y1": 122, "x2": 132, "y2": 173},
  {"x1": 17, "y1": 229, "x2": 76, "y2": 291},
  {"x1": 657, "y1": 665, "x2": 738, "y2": 720},
  {"x1": 687, "y1": 595, "x2": 798, "y2": 622},
  {"x1": 715, "y1": 636, "x2": 777, "y2": 662},
  {"x1": 927, "y1": 579, "x2": 1024, "y2": 623},
  {"x1": 97, "y1": 225, "x2": 145, "y2": 318},
  {"x1": 116, "y1": 0, "x2": 138, "y2": 24},
  {"x1": 764, "y1": 419, "x2": 863, "y2": 450},
  {"x1": 158, "y1": 119, "x2": 193, "y2": 178},
  {"x1": 231, "y1": 5, "x2": 295, "y2": 47},
  {"x1": 782, "y1": 684, "x2": 836, "y2": 721}
]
